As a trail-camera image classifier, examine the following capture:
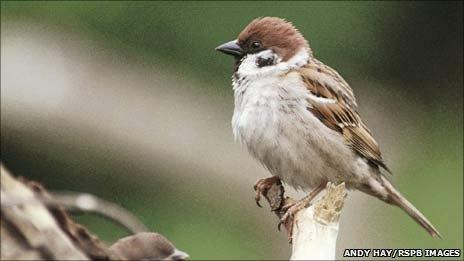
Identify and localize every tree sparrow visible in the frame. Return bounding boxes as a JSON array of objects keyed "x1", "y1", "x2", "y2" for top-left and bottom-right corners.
[{"x1": 216, "y1": 17, "x2": 440, "y2": 238}]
